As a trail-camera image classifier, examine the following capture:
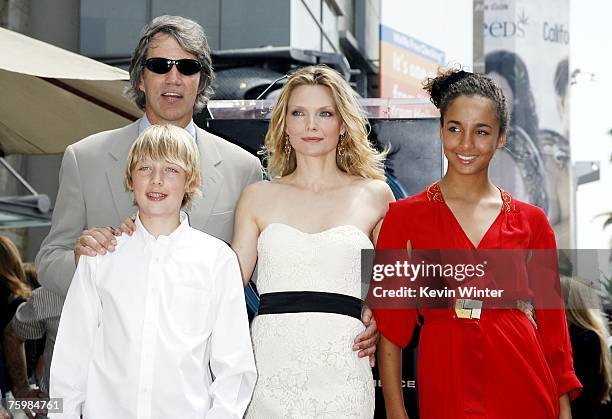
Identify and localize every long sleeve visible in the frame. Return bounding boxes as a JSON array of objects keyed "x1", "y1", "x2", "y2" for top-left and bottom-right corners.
[
  {"x1": 35, "y1": 145, "x2": 86, "y2": 297},
  {"x1": 207, "y1": 247, "x2": 256, "y2": 418},
  {"x1": 529, "y1": 210, "x2": 582, "y2": 399},
  {"x1": 10, "y1": 299, "x2": 45, "y2": 340},
  {"x1": 371, "y1": 202, "x2": 418, "y2": 348},
  {"x1": 49, "y1": 257, "x2": 101, "y2": 418},
  {"x1": 11, "y1": 287, "x2": 63, "y2": 339}
]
